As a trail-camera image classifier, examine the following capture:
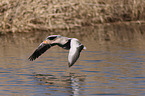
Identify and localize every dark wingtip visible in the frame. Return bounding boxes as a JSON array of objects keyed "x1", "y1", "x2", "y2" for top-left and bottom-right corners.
[
  {"x1": 28, "y1": 56, "x2": 35, "y2": 61},
  {"x1": 28, "y1": 51, "x2": 39, "y2": 61},
  {"x1": 28, "y1": 44, "x2": 51, "y2": 62},
  {"x1": 68, "y1": 62, "x2": 73, "y2": 67}
]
